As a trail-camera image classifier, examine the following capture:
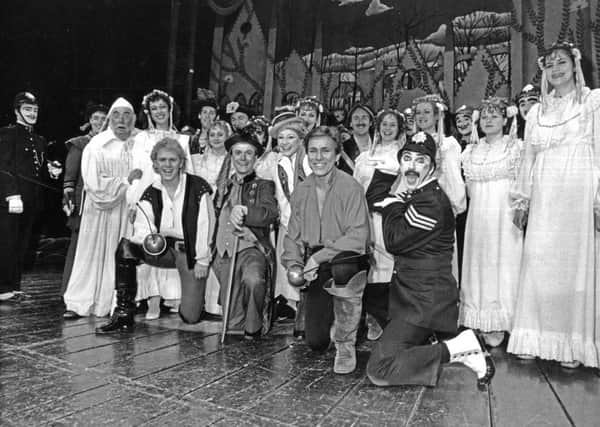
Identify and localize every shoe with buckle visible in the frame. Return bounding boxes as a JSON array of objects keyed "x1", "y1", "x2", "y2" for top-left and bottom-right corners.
[{"x1": 445, "y1": 329, "x2": 495, "y2": 389}]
